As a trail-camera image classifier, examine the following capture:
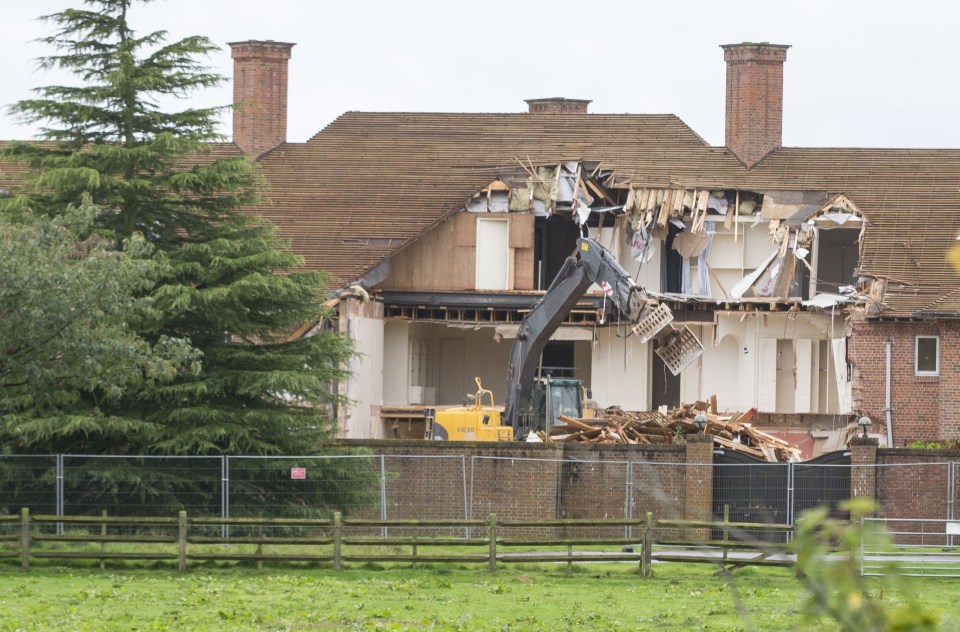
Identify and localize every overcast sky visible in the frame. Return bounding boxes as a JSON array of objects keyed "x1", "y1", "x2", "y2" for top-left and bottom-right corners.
[{"x1": 1, "y1": 0, "x2": 958, "y2": 149}]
